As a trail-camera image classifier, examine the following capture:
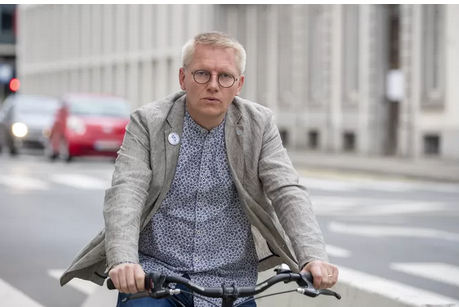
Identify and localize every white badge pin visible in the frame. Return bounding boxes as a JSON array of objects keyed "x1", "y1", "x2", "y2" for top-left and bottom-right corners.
[{"x1": 168, "y1": 132, "x2": 180, "y2": 145}]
